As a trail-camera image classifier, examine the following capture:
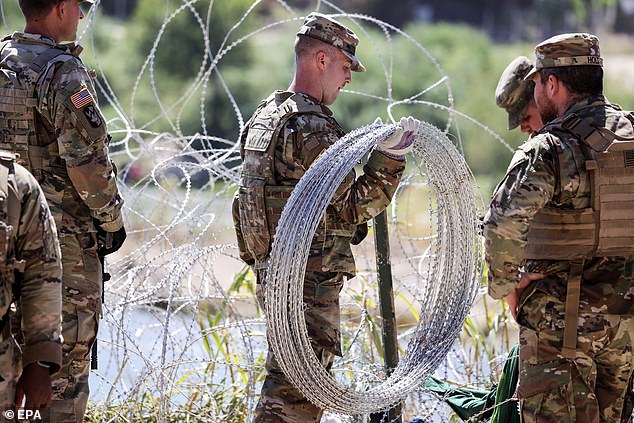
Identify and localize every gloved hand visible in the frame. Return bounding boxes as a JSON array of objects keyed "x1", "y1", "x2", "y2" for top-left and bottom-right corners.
[
  {"x1": 96, "y1": 225, "x2": 127, "y2": 257},
  {"x1": 376, "y1": 116, "x2": 421, "y2": 160}
]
